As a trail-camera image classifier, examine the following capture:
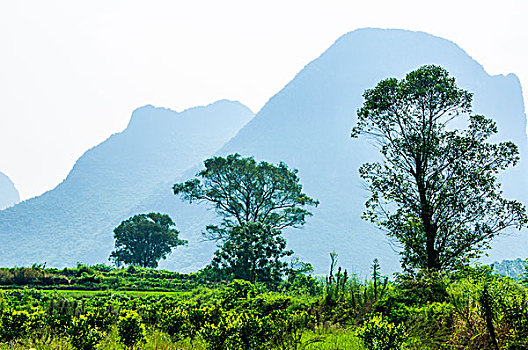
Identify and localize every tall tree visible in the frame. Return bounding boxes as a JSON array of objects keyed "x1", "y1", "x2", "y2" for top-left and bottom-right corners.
[
  {"x1": 352, "y1": 65, "x2": 527, "y2": 271},
  {"x1": 174, "y1": 154, "x2": 317, "y2": 284},
  {"x1": 109, "y1": 213, "x2": 187, "y2": 268},
  {"x1": 173, "y1": 154, "x2": 318, "y2": 240}
]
